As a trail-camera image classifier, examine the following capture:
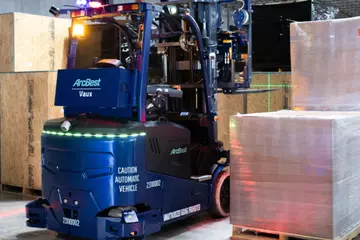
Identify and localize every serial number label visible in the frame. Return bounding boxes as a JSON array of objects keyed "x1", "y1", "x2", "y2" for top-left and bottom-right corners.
[
  {"x1": 146, "y1": 180, "x2": 162, "y2": 189},
  {"x1": 63, "y1": 217, "x2": 80, "y2": 227}
]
